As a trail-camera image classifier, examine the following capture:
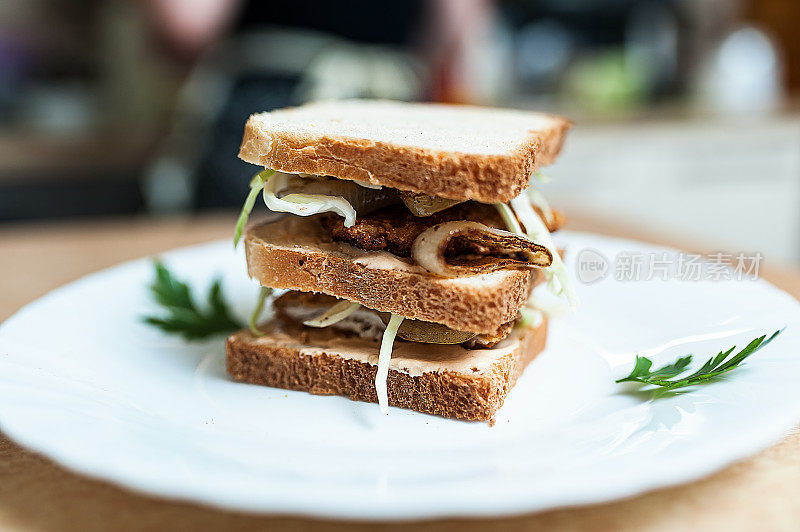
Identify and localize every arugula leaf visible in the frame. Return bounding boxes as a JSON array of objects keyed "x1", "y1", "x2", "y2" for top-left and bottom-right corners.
[
  {"x1": 616, "y1": 330, "x2": 782, "y2": 390},
  {"x1": 144, "y1": 260, "x2": 243, "y2": 340}
]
